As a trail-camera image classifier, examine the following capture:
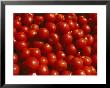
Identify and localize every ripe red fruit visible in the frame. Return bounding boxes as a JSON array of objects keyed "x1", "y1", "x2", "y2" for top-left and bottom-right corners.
[
  {"x1": 64, "y1": 55, "x2": 74, "y2": 64},
  {"x1": 65, "y1": 13, "x2": 77, "y2": 22},
  {"x1": 21, "y1": 48, "x2": 30, "y2": 60},
  {"x1": 14, "y1": 41, "x2": 28, "y2": 51},
  {"x1": 38, "y1": 56, "x2": 48, "y2": 65},
  {"x1": 22, "y1": 15, "x2": 33, "y2": 26},
  {"x1": 31, "y1": 41, "x2": 44, "y2": 49},
  {"x1": 14, "y1": 20, "x2": 21, "y2": 28},
  {"x1": 82, "y1": 24, "x2": 91, "y2": 34},
  {"x1": 15, "y1": 32, "x2": 27, "y2": 41},
  {"x1": 38, "y1": 65, "x2": 49, "y2": 75},
  {"x1": 56, "y1": 22, "x2": 70, "y2": 34},
  {"x1": 73, "y1": 69, "x2": 86, "y2": 75},
  {"x1": 29, "y1": 48, "x2": 41, "y2": 58},
  {"x1": 13, "y1": 64, "x2": 20, "y2": 75},
  {"x1": 44, "y1": 13, "x2": 55, "y2": 22},
  {"x1": 50, "y1": 70, "x2": 59, "y2": 75},
  {"x1": 61, "y1": 70, "x2": 72, "y2": 75},
  {"x1": 66, "y1": 44, "x2": 77, "y2": 55},
  {"x1": 30, "y1": 24, "x2": 39, "y2": 31},
  {"x1": 91, "y1": 54, "x2": 97, "y2": 67},
  {"x1": 24, "y1": 57, "x2": 39, "y2": 71},
  {"x1": 82, "y1": 46, "x2": 92, "y2": 56},
  {"x1": 38, "y1": 28, "x2": 49, "y2": 40},
  {"x1": 47, "y1": 53, "x2": 57, "y2": 66},
  {"x1": 55, "y1": 14, "x2": 65, "y2": 22},
  {"x1": 72, "y1": 29, "x2": 84, "y2": 38},
  {"x1": 13, "y1": 53, "x2": 18, "y2": 64},
  {"x1": 56, "y1": 51, "x2": 66, "y2": 59},
  {"x1": 34, "y1": 16, "x2": 44, "y2": 25},
  {"x1": 45, "y1": 22, "x2": 56, "y2": 33},
  {"x1": 71, "y1": 57, "x2": 83, "y2": 69},
  {"x1": 83, "y1": 66, "x2": 92, "y2": 75},
  {"x1": 41, "y1": 43, "x2": 52, "y2": 55},
  {"x1": 62, "y1": 33, "x2": 73, "y2": 45},
  {"x1": 76, "y1": 38, "x2": 87, "y2": 48},
  {"x1": 81, "y1": 56, "x2": 92, "y2": 66},
  {"x1": 55, "y1": 59, "x2": 67, "y2": 71},
  {"x1": 78, "y1": 15, "x2": 88, "y2": 24}
]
